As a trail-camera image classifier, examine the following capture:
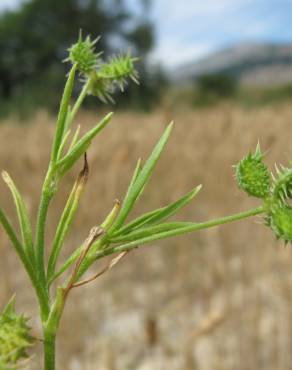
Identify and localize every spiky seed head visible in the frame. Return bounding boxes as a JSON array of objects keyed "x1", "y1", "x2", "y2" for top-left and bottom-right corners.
[
  {"x1": 264, "y1": 164, "x2": 292, "y2": 243},
  {"x1": 267, "y1": 205, "x2": 292, "y2": 243},
  {"x1": 0, "y1": 297, "x2": 34, "y2": 367},
  {"x1": 87, "y1": 55, "x2": 139, "y2": 102},
  {"x1": 271, "y1": 166, "x2": 292, "y2": 205},
  {"x1": 235, "y1": 144, "x2": 270, "y2": 198},
  {"x1": 66, "y1": 32, "x2": 100, "y2": 75},
  {"x1": 98, "y1": 55, "x2": 139, "y2": 85},
  {"x1": 87, "y1": 72, "x2": 113, "y2": 103}
]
